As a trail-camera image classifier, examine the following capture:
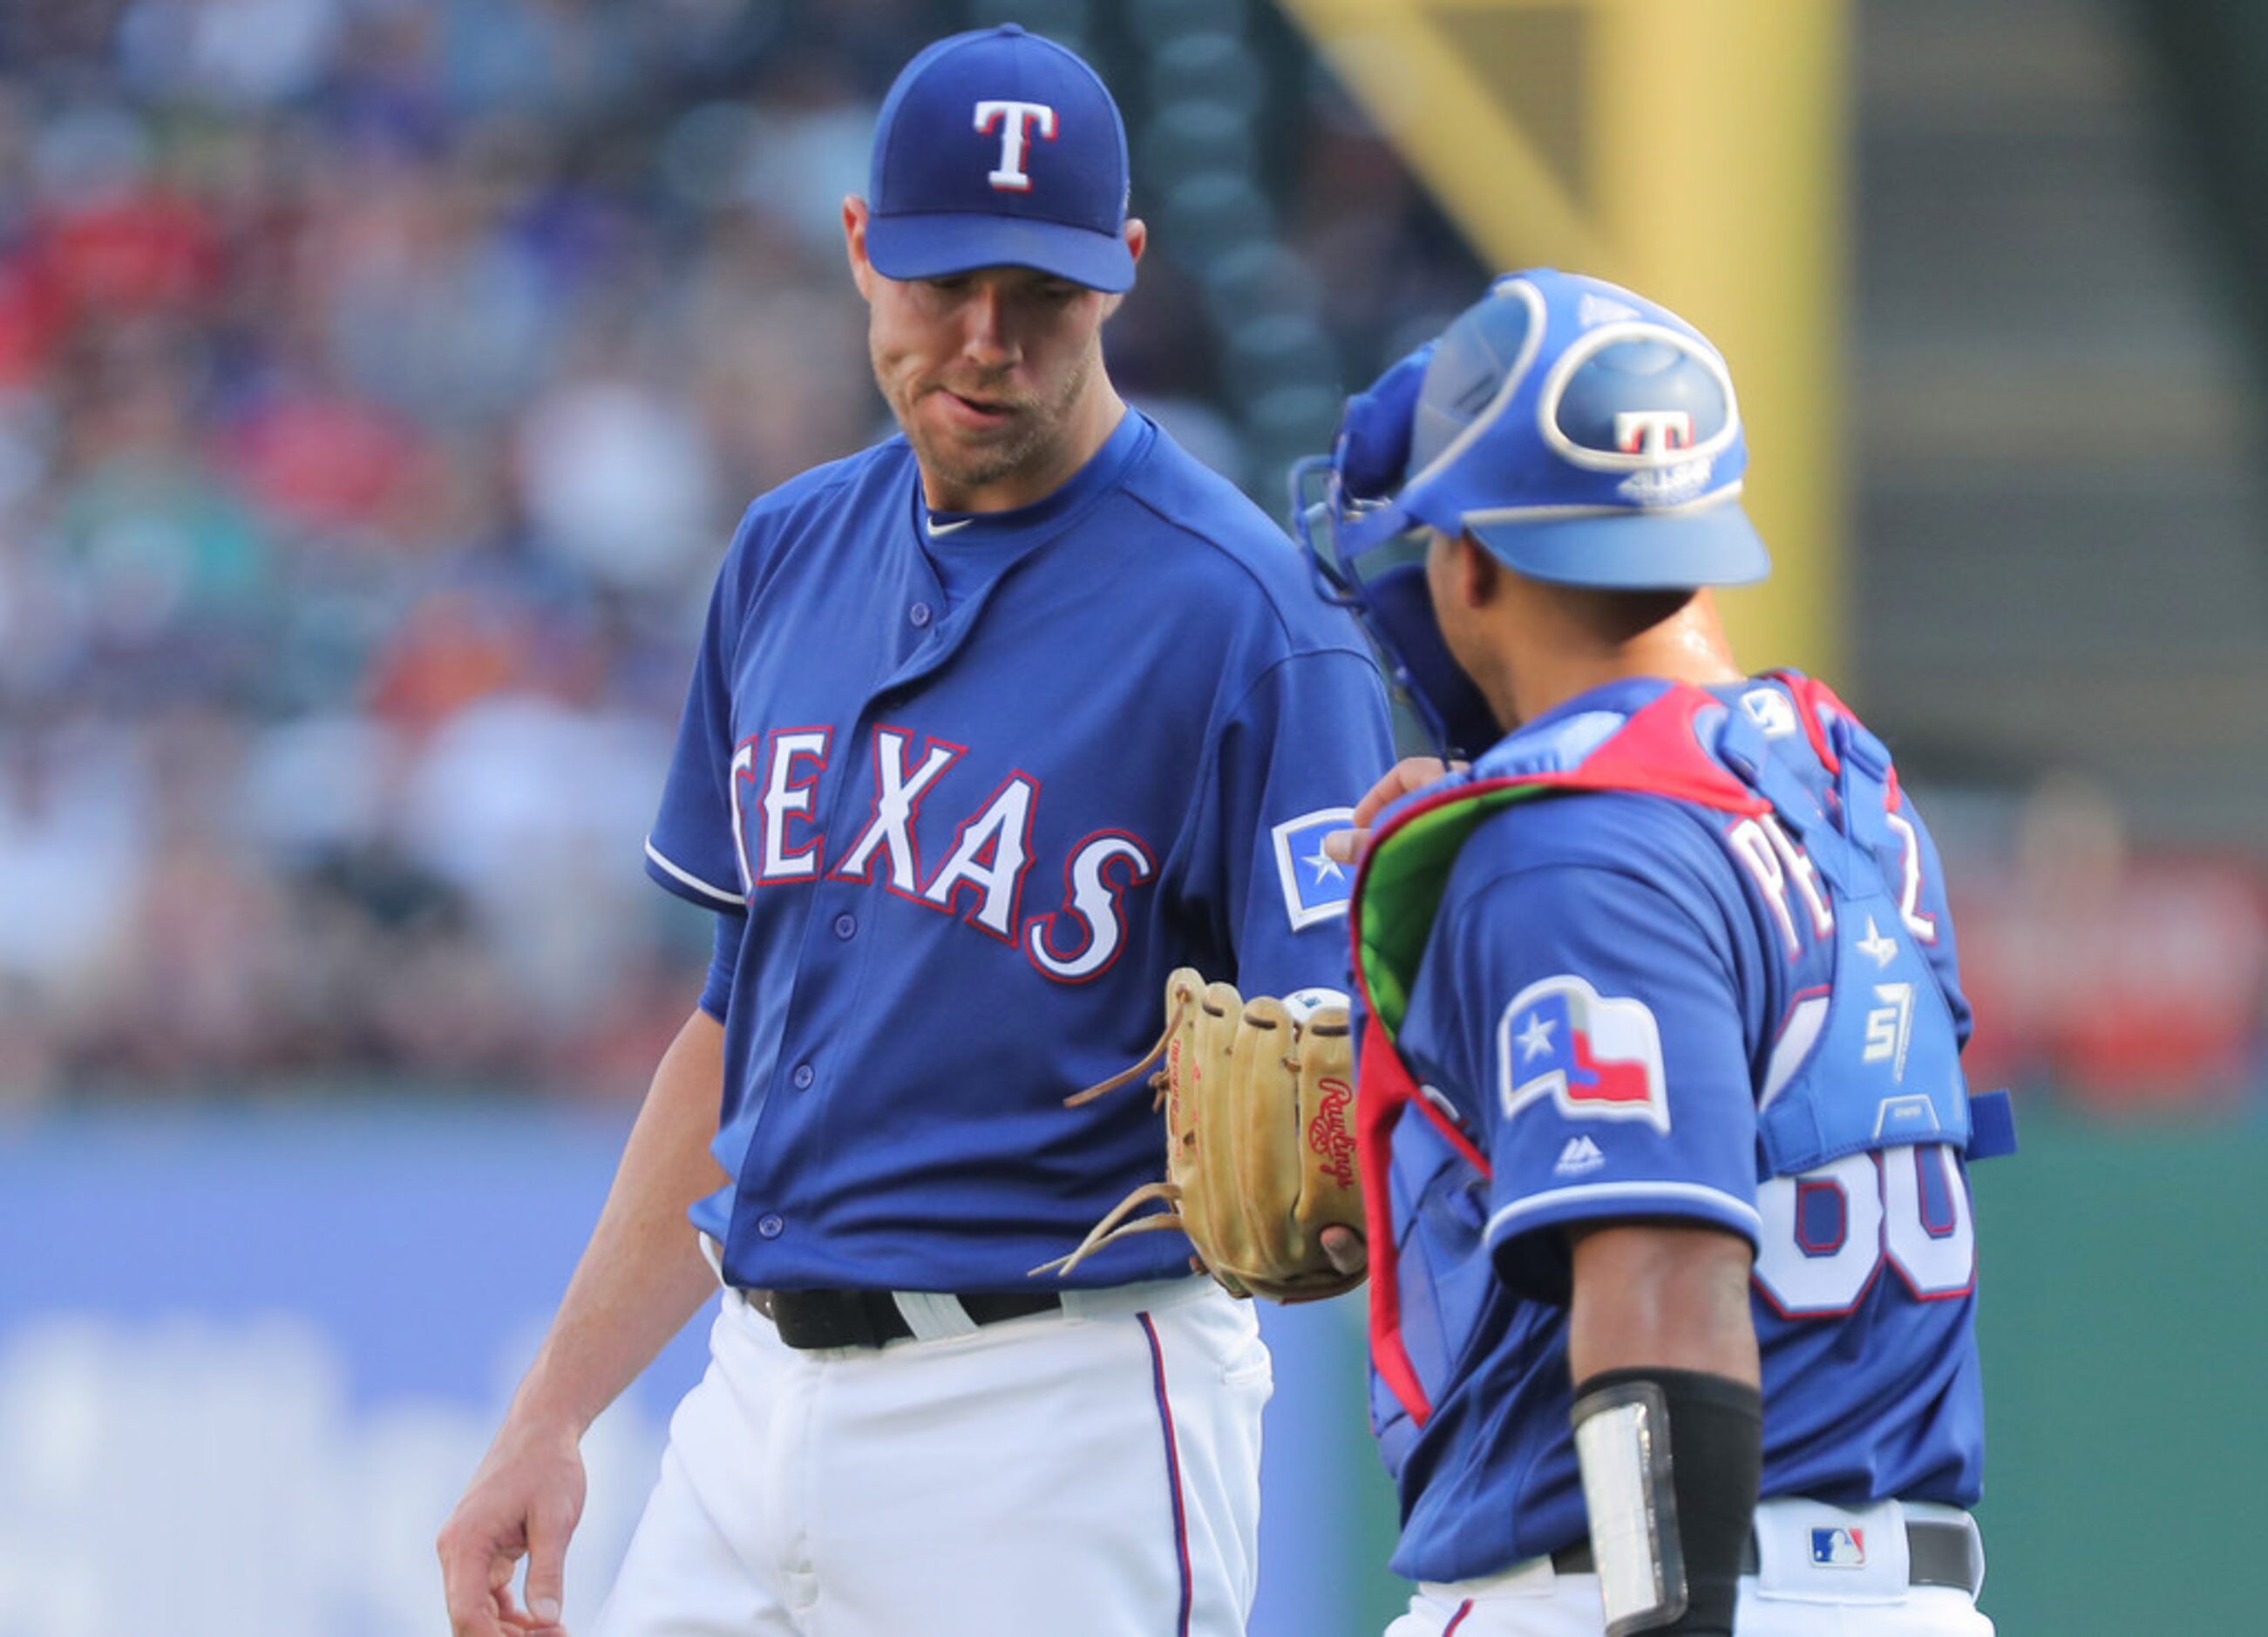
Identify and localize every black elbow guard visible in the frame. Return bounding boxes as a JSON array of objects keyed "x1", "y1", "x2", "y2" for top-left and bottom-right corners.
[{"x1": 1569, "y1": 1367, "x2": 1762, "y2": 1636}]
